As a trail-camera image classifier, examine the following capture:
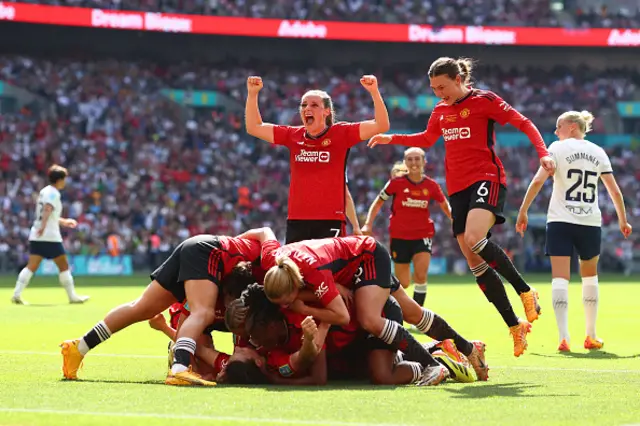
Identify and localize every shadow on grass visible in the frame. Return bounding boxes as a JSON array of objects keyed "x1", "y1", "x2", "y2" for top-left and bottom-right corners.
[
  {"x1": 531, "y1": 351, "x2": 640, "y2": 360},
  {"x1": 442, "y1": 382, "x2": 577, "y2": 399}
]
